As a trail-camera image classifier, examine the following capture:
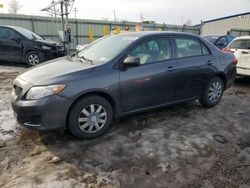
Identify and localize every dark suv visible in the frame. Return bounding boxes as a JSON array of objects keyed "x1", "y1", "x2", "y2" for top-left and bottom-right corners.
[
  {"x1": 0, "y1": 25, "x2": 65, "y2": 66},
  {"x1": 11, "y1": 32, "x2": 237, "y2": 139}
]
